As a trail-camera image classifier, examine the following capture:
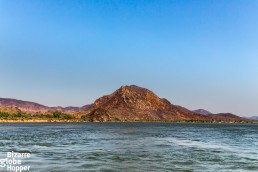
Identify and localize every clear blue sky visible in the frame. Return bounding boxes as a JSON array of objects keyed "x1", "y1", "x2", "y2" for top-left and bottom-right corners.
[{"x1": 0, "y1": 0, "x2": 257, "y2": 116}]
